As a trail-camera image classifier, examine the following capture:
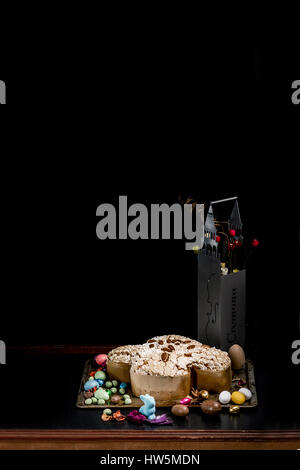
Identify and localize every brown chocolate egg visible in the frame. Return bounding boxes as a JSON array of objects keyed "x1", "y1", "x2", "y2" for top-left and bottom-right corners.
[
  {"x1": 111, "y1": 395, "x2": 121, "y2": 405},
  {"x1": 200, "y1": 400, "x2": 222, "y2": 415},
  {"x1": 171, "y1": 404, "x2": 189, "y2": 417},
  {"x1": 228, "y1": 344, "x2": 246, "y2": 370}
]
